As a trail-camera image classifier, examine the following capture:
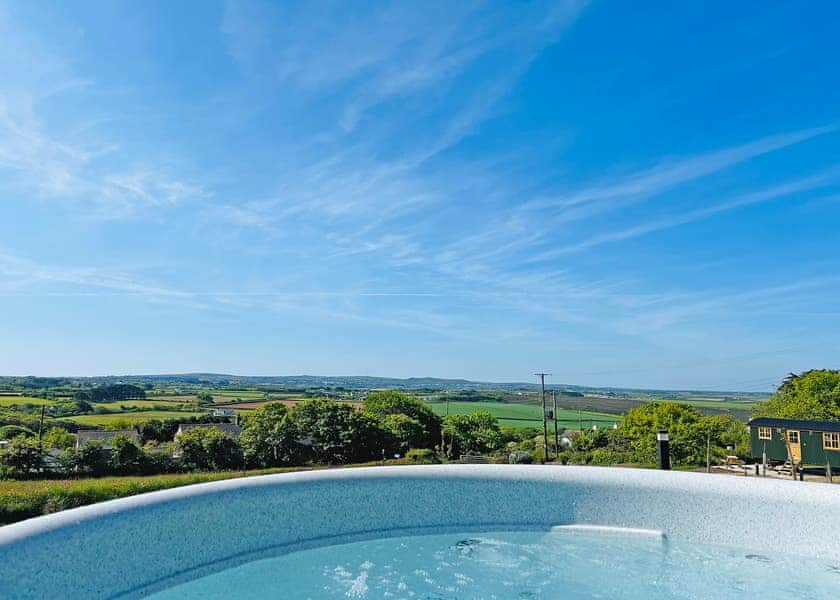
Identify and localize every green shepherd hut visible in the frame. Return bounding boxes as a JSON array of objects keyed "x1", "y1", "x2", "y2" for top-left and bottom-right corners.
[{"x1": 749, "y1": 417, "x2": 840, "y2": 468}]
